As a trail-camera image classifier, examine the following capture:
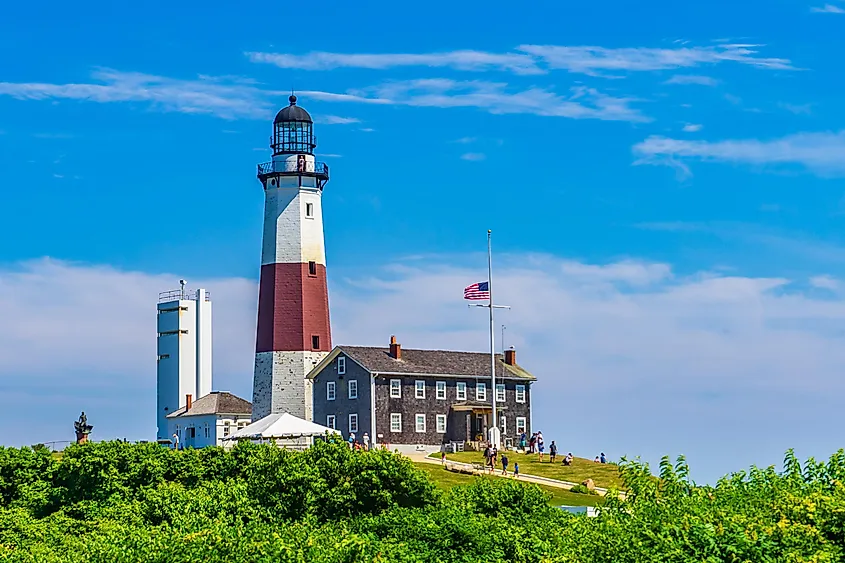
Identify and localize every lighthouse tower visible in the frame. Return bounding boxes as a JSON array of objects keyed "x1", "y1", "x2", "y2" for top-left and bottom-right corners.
[{"x1": 252, "y1": 95, "x2": 332, "y2": 422}]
